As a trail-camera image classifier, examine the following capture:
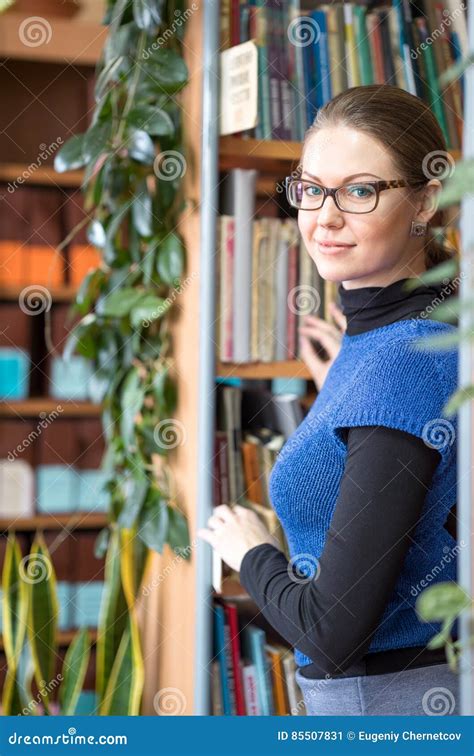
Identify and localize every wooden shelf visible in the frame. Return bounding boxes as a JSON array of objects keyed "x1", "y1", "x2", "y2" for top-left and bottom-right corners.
[
  {"x1": 0, "y1": 163, "x2": 83, "y2": 188},
  {"x1": 0, "y1": 512, "x2": 108, "y2": 532},
  {"x1": 0, "y1": 12, "x2": 106, "y2": 65},
  {"x1": 219, "y1": 136, "x2": 302, "y2": 173},
  {"x1": 0, "y1": 399, "x2": 102, "y2": 417},
  {"x1": 216, "y1": 360, "x2": 311, "y2": 380},
  {"x1": 0, "y1": 284, "x2": 78, "y2": 302},
  {"x1": 0, "y1": 628, "x2": 98, "y2": 651},
  {"x1": 213, "y1": 577, "x2": 250, "y2": 601}
]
